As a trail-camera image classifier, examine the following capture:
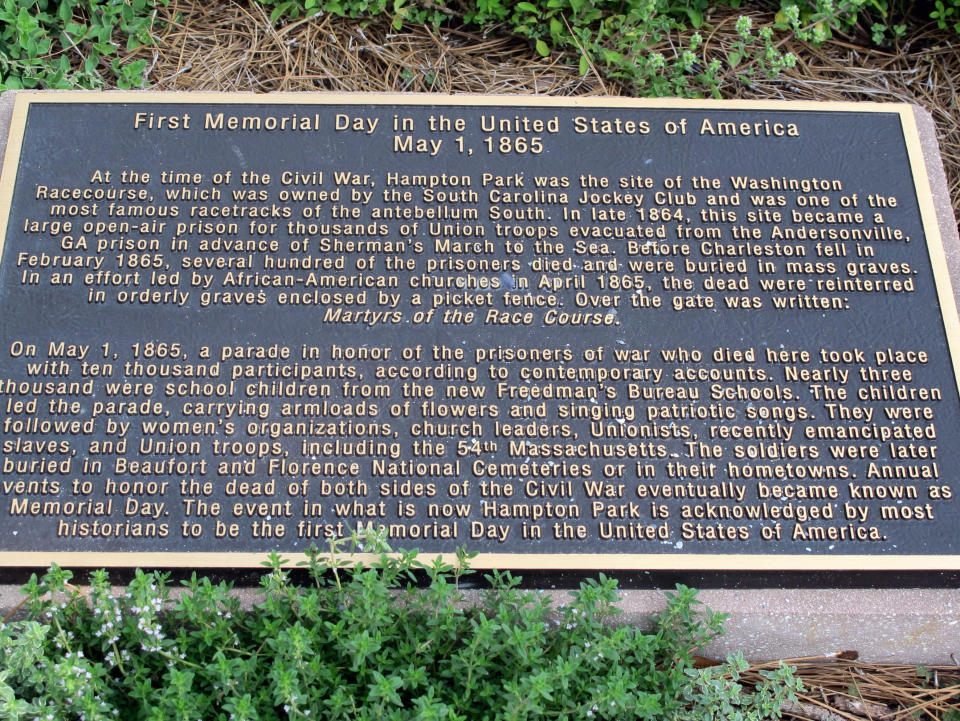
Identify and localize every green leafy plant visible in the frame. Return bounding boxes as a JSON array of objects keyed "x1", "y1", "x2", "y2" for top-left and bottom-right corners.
[
  {"x1": 719, "y1": 13, "x2": 797, "y2": 87},
  {"x1": 251, "y1": 0, "x2": 822, "y2": 97},
  {"x1": 0, "y1": 0, "x2": 165, "y2": 90},
  {"x1": 0, "y1": 538, "x2": 802, "y2": 720},
  {"x1": 775, "y1": 0, "x2": 937, "y2": 42},
  {"x1": 680, "y1": 652, "x2": 803, "y2": 721},
  {"x1": 929, "y1": 0, "x2": 960, "y2": 32},
  {"x1": 777, "y1": 0, "x2": 877, "y2": 39}
]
